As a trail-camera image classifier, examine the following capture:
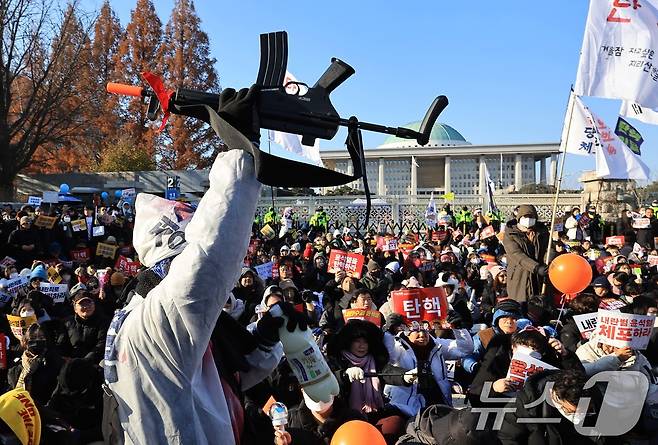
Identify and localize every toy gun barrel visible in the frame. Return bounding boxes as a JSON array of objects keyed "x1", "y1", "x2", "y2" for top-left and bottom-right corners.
[{"x1": 106, "y1": 82, "x2": 146, "y2": 98}]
